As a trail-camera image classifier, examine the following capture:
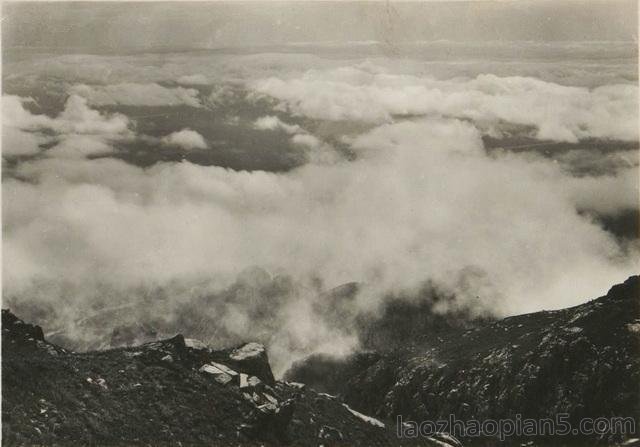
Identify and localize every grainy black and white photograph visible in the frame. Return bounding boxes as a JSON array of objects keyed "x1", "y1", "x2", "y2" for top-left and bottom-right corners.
[{"x1": 1, "y1": 1, "x2": 639, "y2": 446}]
